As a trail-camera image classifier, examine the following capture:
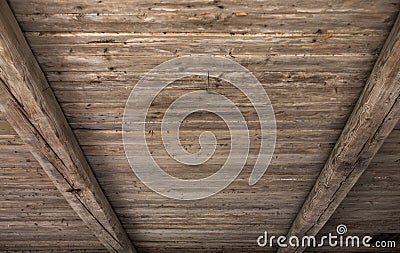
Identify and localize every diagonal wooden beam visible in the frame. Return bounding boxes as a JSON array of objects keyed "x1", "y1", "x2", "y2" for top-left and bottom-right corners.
[
  {"x1": 278, "y1": 12, "x2": 400, "y2": 253},
  {"x1": 0, "y1": 1, "x2": 136, "y2": 252}
]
